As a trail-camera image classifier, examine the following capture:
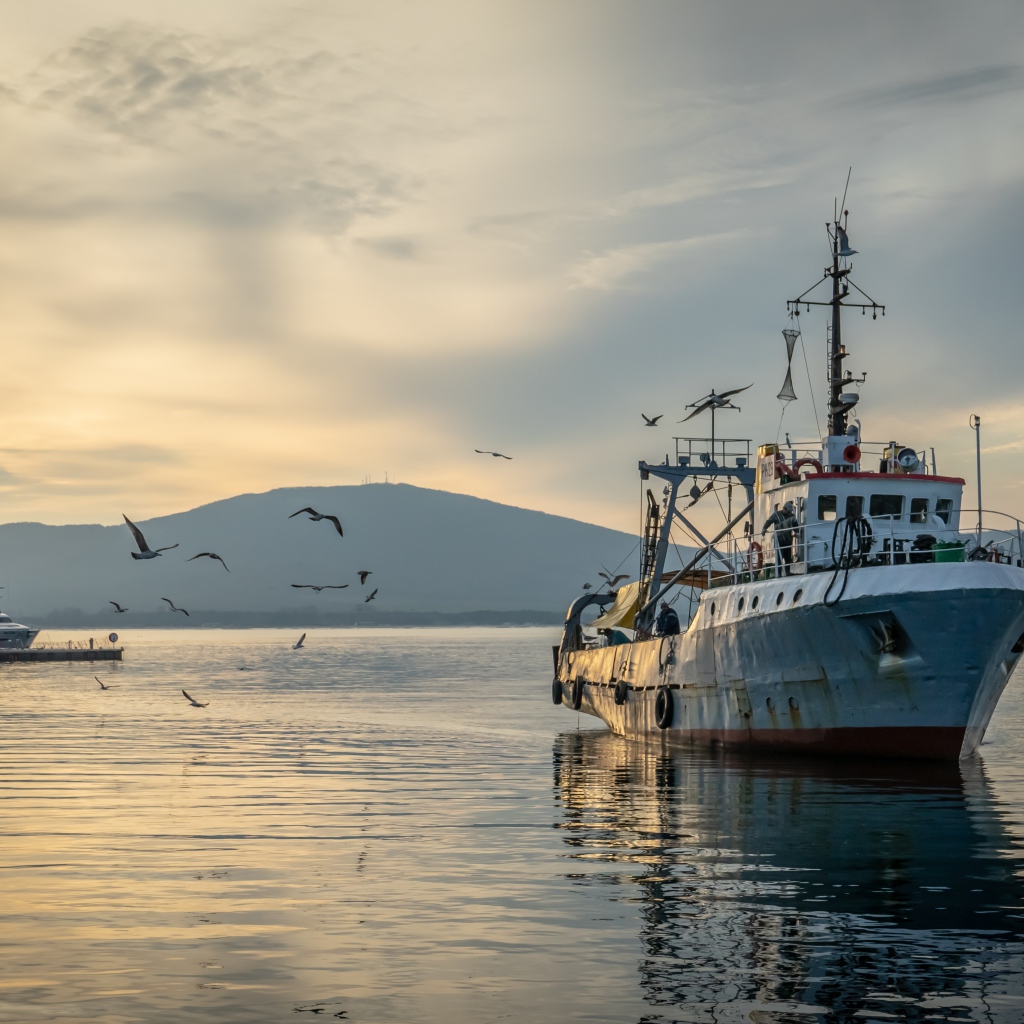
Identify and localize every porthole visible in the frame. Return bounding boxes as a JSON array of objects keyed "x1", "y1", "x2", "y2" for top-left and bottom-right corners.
[
  {"x1": 766, "y1": 696, "x2": 775, "y2": 711},
  {"x1": 793, "y1": 589, "x2": 803, "y2": 603},
  {"x1": 738, "y1": 597, "x2": 745, "y2": 612},
  {"x1": 752, "y1": 595, "x2": 760, "y2": 610},
  {"x1": 710, "y1": 602, "x2": 716, "y2": 616},
  {"x1": 789, "y1": 696, "x2": 799, "y2": 710},
  {"x1": 776, "y1": 592, "x2": 784, "y2": 607}
]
